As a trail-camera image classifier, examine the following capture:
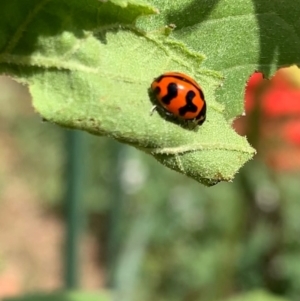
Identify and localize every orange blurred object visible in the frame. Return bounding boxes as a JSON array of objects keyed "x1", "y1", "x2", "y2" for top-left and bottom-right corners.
[{"x1": 234, "y1": 66, "x2": 300, "y2": 171}]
